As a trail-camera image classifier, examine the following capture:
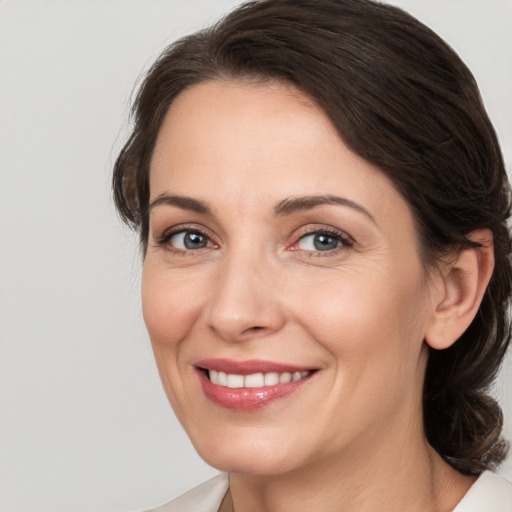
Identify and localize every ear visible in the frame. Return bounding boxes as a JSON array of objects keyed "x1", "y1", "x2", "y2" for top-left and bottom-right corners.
[{"x1": 425, "y1": 229, "x2": 494, "y2": 350}]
